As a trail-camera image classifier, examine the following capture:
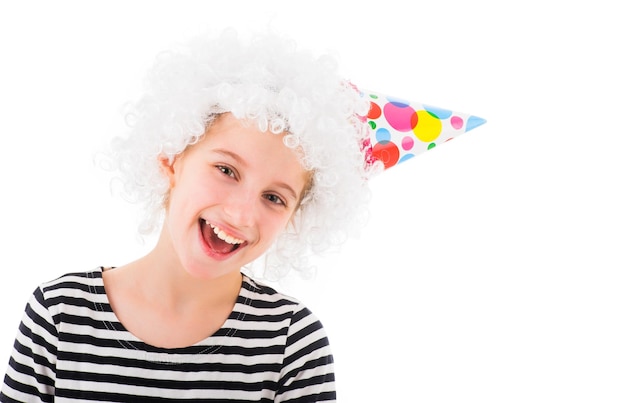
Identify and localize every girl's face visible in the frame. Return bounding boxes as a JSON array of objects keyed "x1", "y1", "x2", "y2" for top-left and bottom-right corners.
[{"x1": 160, "y1": 113, "x2": 309, "y2": 280}]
